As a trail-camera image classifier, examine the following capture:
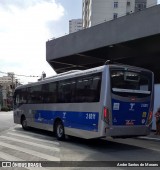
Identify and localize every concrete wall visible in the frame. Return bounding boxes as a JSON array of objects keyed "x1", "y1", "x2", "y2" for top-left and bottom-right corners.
[
  {"x1": 46, "y1": 5, "x2": 160, "y2": 61},
  {"x1": 126, "y1": 0, "x2": 135, "y2": 14}
]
